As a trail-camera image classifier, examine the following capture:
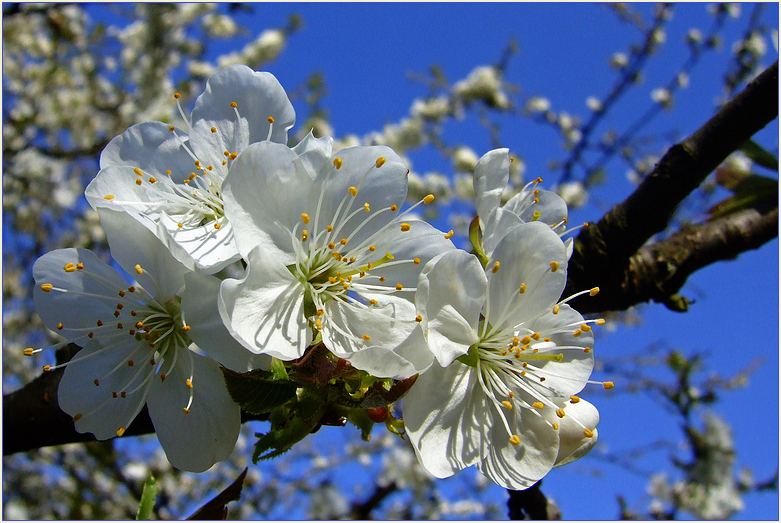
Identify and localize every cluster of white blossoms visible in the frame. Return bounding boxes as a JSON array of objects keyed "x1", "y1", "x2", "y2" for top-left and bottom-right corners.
[{"x1": 29, "y1": 65, "x2": 607, "y2": 486}]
